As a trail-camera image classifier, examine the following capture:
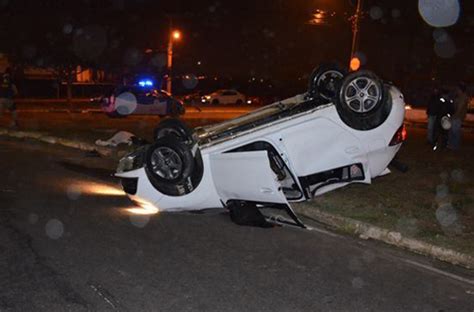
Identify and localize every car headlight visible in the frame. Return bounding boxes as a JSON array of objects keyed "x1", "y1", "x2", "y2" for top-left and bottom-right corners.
[
  {"x1": 205, "y1": 95, "x2": 211, "y2": 100},
  {"x1": 117, "y1": 156, "x2": 134, "y2": 173},
  {"x1": 117, "y1": 148, "x2": 146, "y2": 173}
]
